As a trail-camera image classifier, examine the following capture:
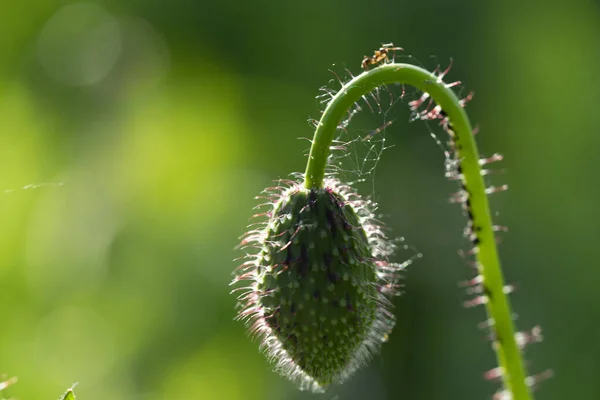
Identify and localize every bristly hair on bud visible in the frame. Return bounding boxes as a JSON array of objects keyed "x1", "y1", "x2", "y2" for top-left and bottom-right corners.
[{"x1": 231, "y1": 175, "x2": 409, "y2": 392}]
